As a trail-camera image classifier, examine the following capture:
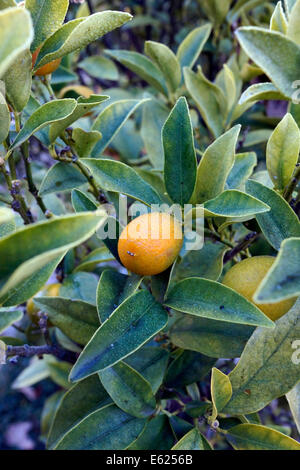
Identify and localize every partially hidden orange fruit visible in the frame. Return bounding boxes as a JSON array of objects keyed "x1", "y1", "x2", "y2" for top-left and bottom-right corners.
[
  {"x1": 32, "y1": 47, "x2": 61, "y2": 76},
  {"x1": 222, "y1": 256, "x2": 297, "y2": 321},
  {"x1": 118, "y1": 212, "x2": 183, "y2": 276}
]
